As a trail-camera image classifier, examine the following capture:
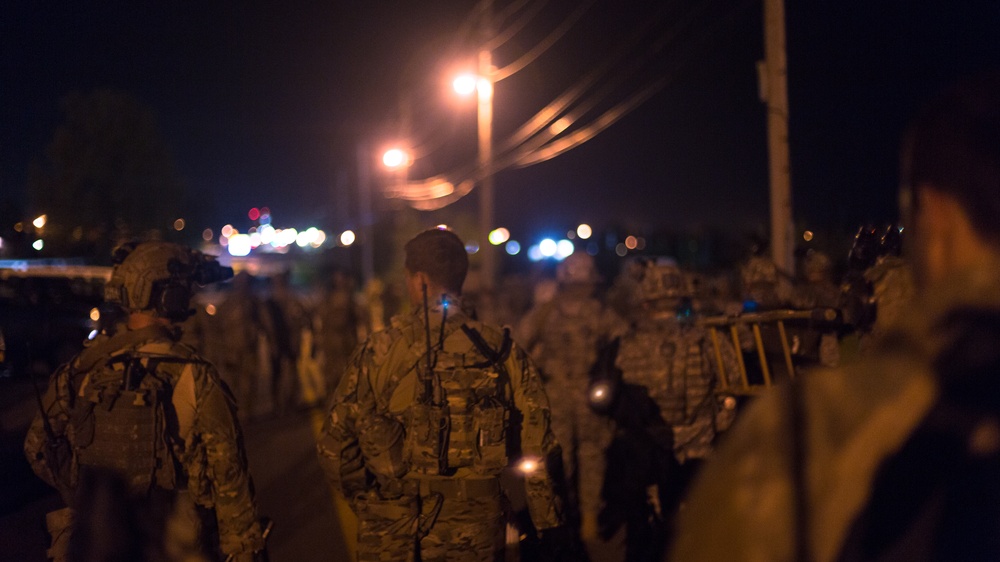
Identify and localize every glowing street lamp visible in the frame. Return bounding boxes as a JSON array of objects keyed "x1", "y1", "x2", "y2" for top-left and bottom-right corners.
[{"x1": 382, "y1": 148, "x2": 411, "y2": 170}]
